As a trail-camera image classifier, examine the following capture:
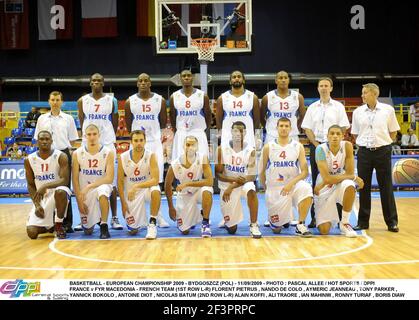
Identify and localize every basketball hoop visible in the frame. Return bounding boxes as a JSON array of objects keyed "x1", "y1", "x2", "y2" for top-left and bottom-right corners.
[{"x1": 191, "y1": 38, "x2": 217, "y2": 62}]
